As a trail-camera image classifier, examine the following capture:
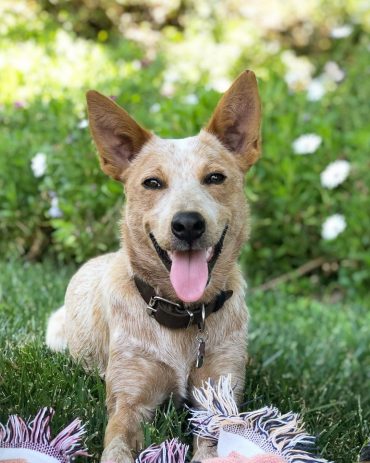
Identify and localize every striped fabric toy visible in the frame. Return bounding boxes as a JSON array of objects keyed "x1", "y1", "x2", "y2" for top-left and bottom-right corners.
[
  {"x1": 135, "y1": 438, "x2": 189, "y2": 463},
  {"x1": 188, "y1": 375, "x2": 332, "y2": 463},
  {"x1": 133, "y1": 375, "x2": 332, "y2": 463},
  {"x1": 0, "y1": 407, "x2": 88, "y2": 463}
]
